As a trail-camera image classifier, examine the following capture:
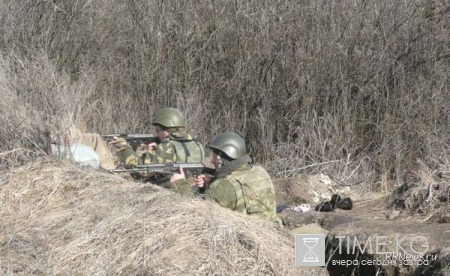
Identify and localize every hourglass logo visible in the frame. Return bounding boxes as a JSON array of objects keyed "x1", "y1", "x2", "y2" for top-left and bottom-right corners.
[{"x1": 295, "y1": 234, "x2": 325, "y2": 266}]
